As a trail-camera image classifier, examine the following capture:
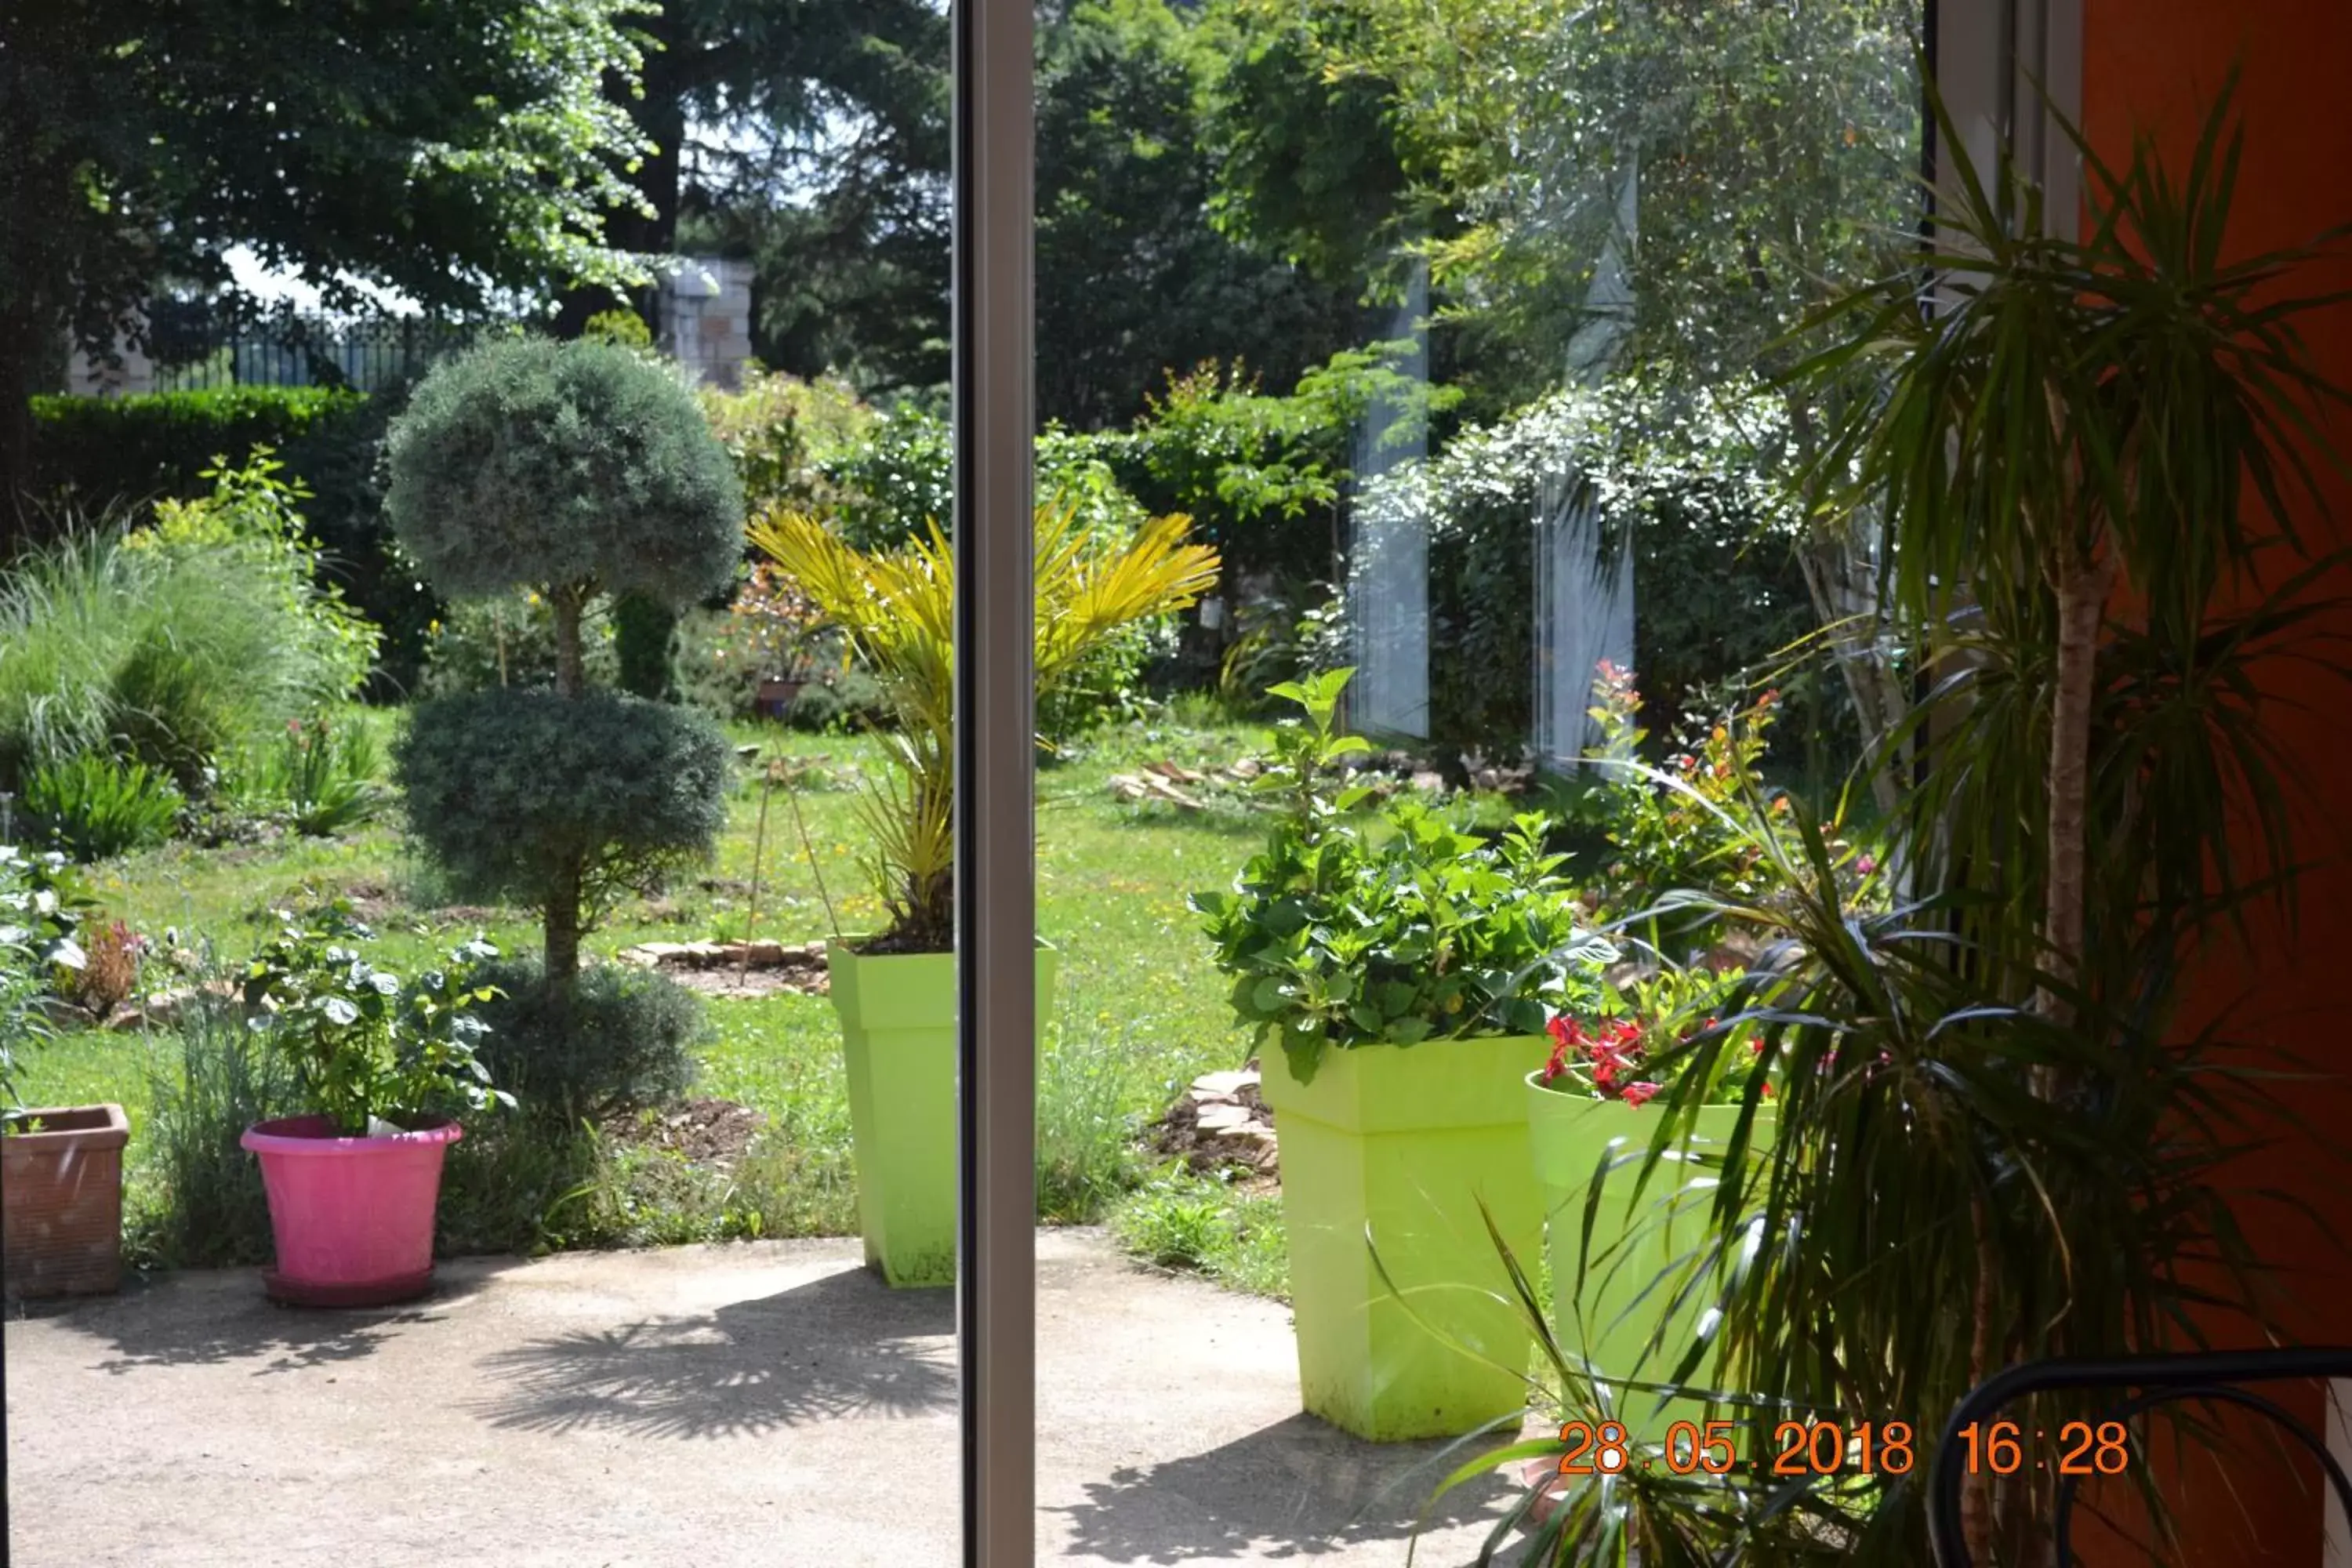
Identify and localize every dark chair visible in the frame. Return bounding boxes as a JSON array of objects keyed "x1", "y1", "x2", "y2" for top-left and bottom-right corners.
[{"x1": 1928, "y1": 1347, "x2": 2352, "y2": 1566}]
